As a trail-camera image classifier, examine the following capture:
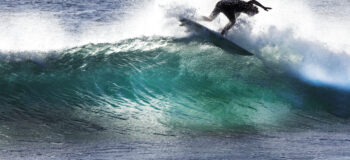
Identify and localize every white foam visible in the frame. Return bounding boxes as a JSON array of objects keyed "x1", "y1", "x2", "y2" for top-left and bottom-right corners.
[
  {"x1": 0, "y1": 12, "x2": 77, "y2": 52},
  {"x1": 248, "y1": 0, "x2": 350, "y2": 89}
]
